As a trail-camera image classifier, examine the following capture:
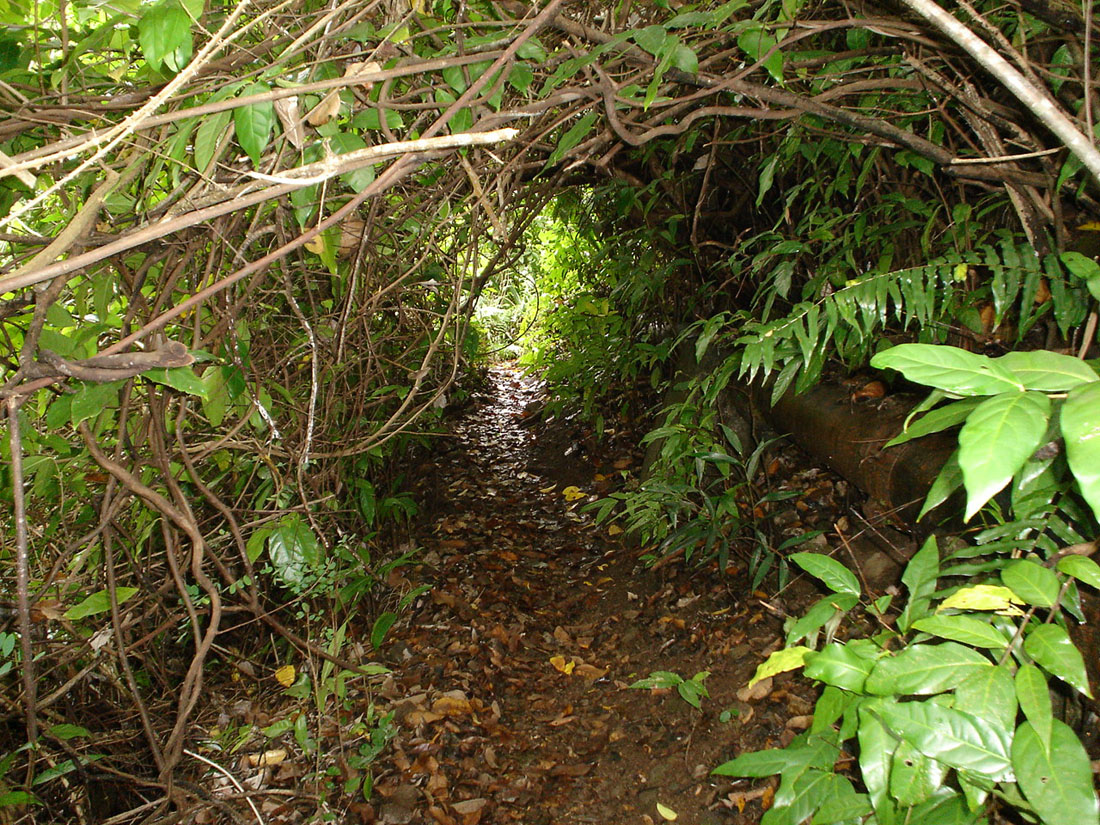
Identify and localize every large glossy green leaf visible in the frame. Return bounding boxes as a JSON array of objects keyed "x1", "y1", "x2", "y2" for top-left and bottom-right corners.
[
  {"x1": 194, "y1": 110, "x2": 233, "y2": 172},
  {"x1": 870, "y1": 344, "x2": 1023, "y2": 396},
  {"x1": 1001, "y1": 559, "x2": 1061, "y2": 608},
  {"x1": 878, "y1": 701, "x2": 1012, "y2": 780},
  {"x1": 1013, "y1": 720, "x2": 1100, "y2": 825},
  {"x1": 69, "y1": 380, "x2": 123, "y2": 426},
  {"x1": 958, "y1": 391, "x2": 1050, "y2": 520},
  {"x1": 889, "y1": 740, "x2": 944, "y2": 806},
  {"x1": 1061, "y1": 381, "x2": 1100, "y2": 523},
  {"x1": 803, "y1": 642, "x2": 876, "y2": 692},
  {"x1": 809, "y1": 775, "x2": 872, "y2": 824},
  {"x1": 765, "y1": 768, "x2": 832, "y2": 825},
  {"x1": 898, "y1": 536, "x2": 939, "y2": 633},
  {"x1": 954, "y1": 664, "x2": 1016, "y2": 731},
  {"x1": 996, "y1": 350, "x2": 1098, "y2": 391},
  {"x1": 911, "y1": 615, "x2": 1009, "y2": 649},
  {"x1": 904, "y1": 789, "x2": 985, "y2": 825},
  {"x1": 886, "y1": 397, "x2": 984, "y2": 447},
  {"x1": 143, "y1": 366, "x2": 208, "y2": 399},
  {"x1": 790, "y1": 552, "x2": 860, "y2": 596},
  {"x1": 234, "y1": 83, "x2": 275, "y2": 166},
  {"x1": 865, "y1": 642, "x2": 991, "y2": 696},
  {"x1": 1056, "y1": 555, "x2": 1100, "y2": 592},
  {"x1": 858, "y1": 699, "x2": 900, "y2": 825},
  {"x1": 138, "y1": 3, "x2": 192, "y2": 73},
  {"x1": 1024, "y1": 624, "x2": 1093, "y2": 697},
  {"x1": 1015, "y1": 664, "x2": 1052, "y2": 753}
]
